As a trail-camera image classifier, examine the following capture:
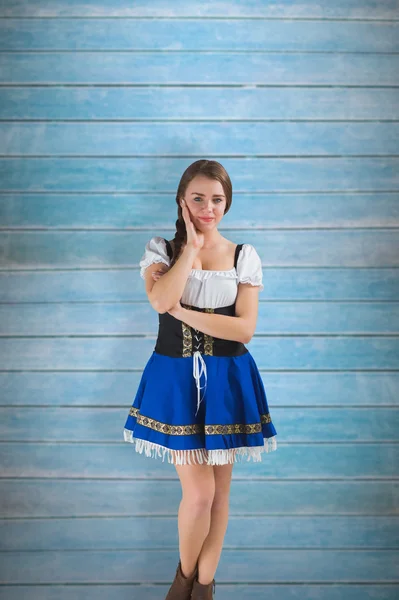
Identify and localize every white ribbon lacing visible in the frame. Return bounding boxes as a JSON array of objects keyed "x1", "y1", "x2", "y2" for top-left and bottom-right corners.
[{"x1": 193, "y1": 350, "x2": 207, "y2": 416}]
